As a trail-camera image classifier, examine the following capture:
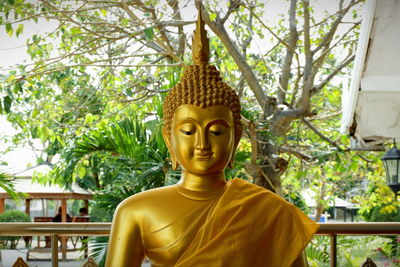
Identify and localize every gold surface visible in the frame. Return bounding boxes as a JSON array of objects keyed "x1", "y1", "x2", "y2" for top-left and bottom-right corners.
[
  {"x1": 105, "y1": 7, "x2": 316, "y2": 267},
  {"x1": 192, "y1": 5, "x2": 209, "y2": 65},
  {"x1": 166, "y1": 104, "x2": 235, "y2": 181},
  {"x1": 105, "y1": 104, "x2": 238, "y2": 266}
]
